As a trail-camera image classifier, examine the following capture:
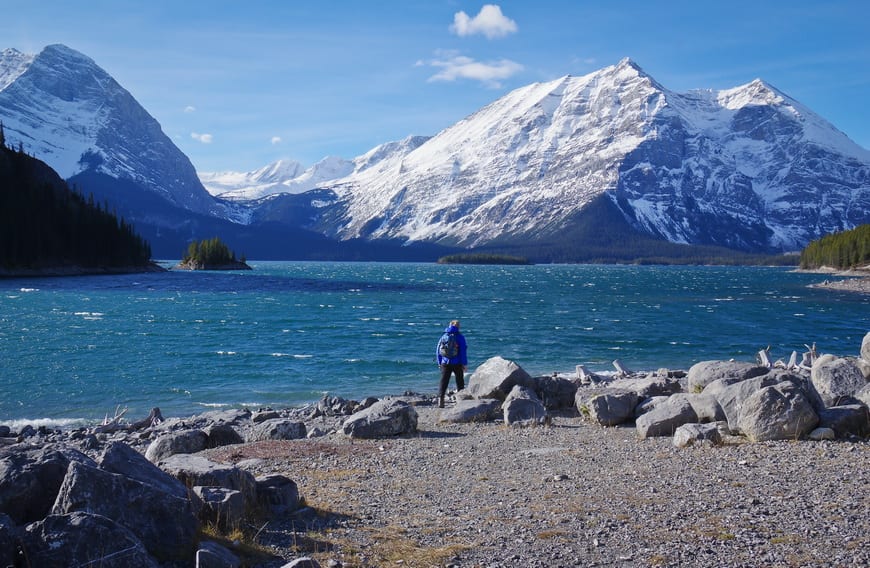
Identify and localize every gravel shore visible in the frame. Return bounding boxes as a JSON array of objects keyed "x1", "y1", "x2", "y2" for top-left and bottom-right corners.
[{"x1": 204, "y1": 403, "x2": 870, "y2": 568}]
